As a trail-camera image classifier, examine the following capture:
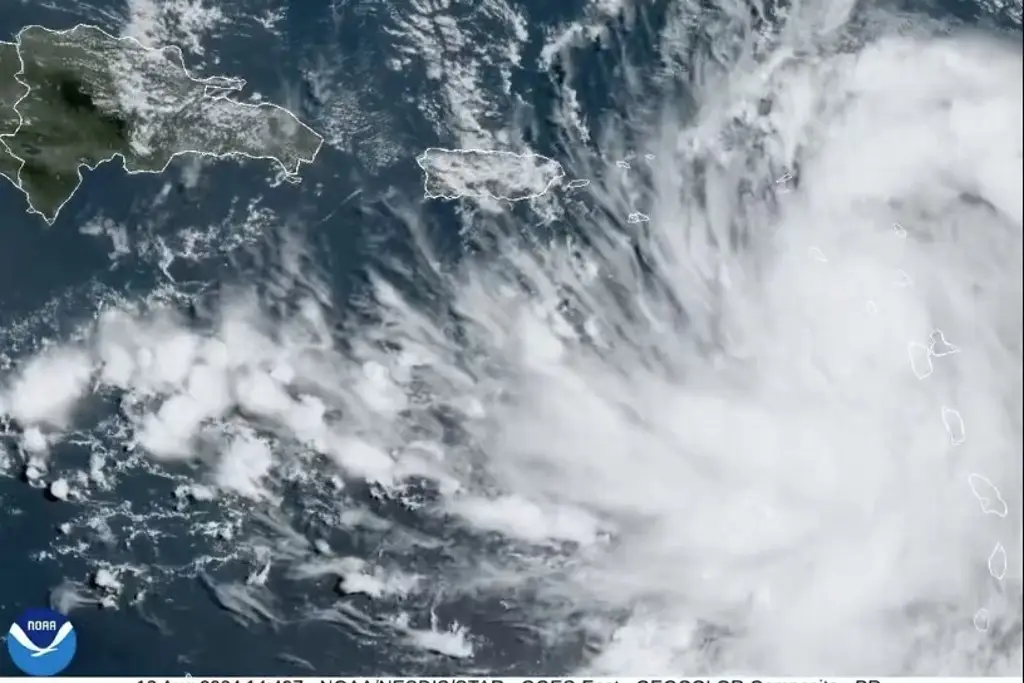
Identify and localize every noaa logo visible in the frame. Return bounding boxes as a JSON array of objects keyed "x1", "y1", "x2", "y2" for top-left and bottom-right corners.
[{"x1": 6, "y1": 607, "x2": 77, "y2": 676}]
